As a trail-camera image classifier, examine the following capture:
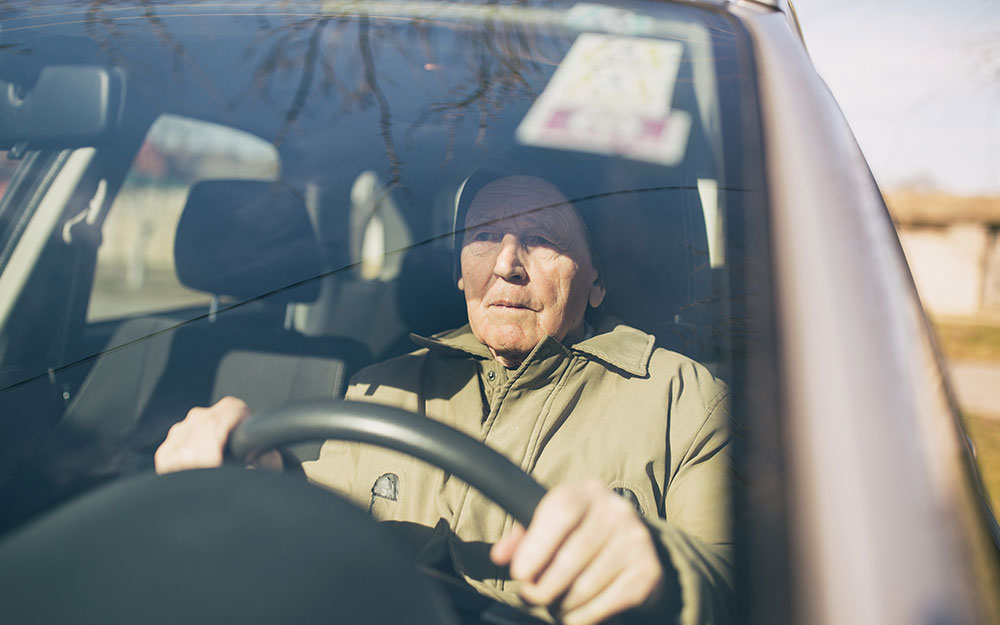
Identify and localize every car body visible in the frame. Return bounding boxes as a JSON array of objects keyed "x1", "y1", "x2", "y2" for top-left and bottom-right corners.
[{"x1": 0, "y1": 1, "x2": 997, "y2": 624}]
